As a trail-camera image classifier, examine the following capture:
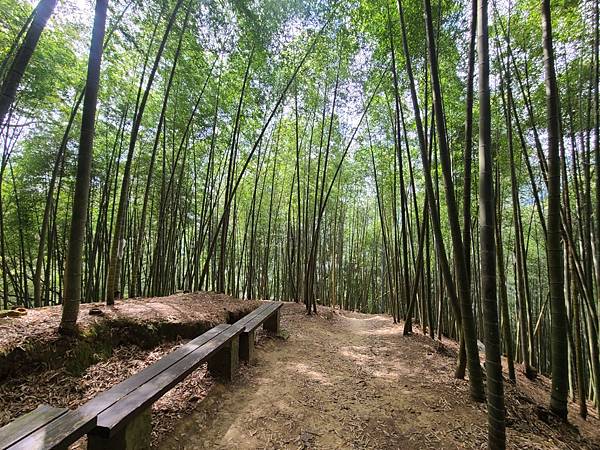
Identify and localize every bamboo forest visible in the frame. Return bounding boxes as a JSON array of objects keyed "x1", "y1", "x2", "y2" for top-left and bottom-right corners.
[{"x1": 0, "y1": 0, "x2": 599, "y2": 448}]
